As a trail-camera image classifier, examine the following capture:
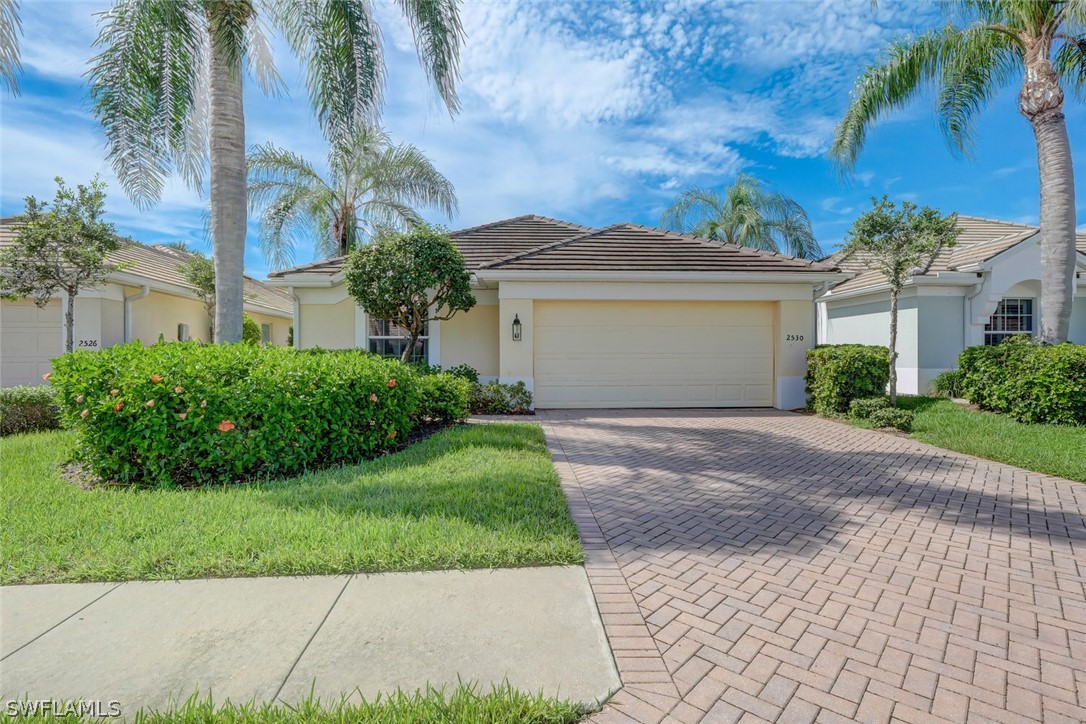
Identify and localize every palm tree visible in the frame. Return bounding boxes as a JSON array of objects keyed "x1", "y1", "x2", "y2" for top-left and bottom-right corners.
[
  {"x1": 831, "y1": 0, "x2": 1083, "y2": 344},
  {"x1": 1, "y1": 0, "x2": 21, "y2": 95},
  {"x1": 248, "y1": 126, "x2": 457, "y2": 269},
  {"x1": 660, "y1": 174, "x2": 822, "y2": 258},
  {"x1": 88, "y1": 0, "x2": 463, "y2": 343}
]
